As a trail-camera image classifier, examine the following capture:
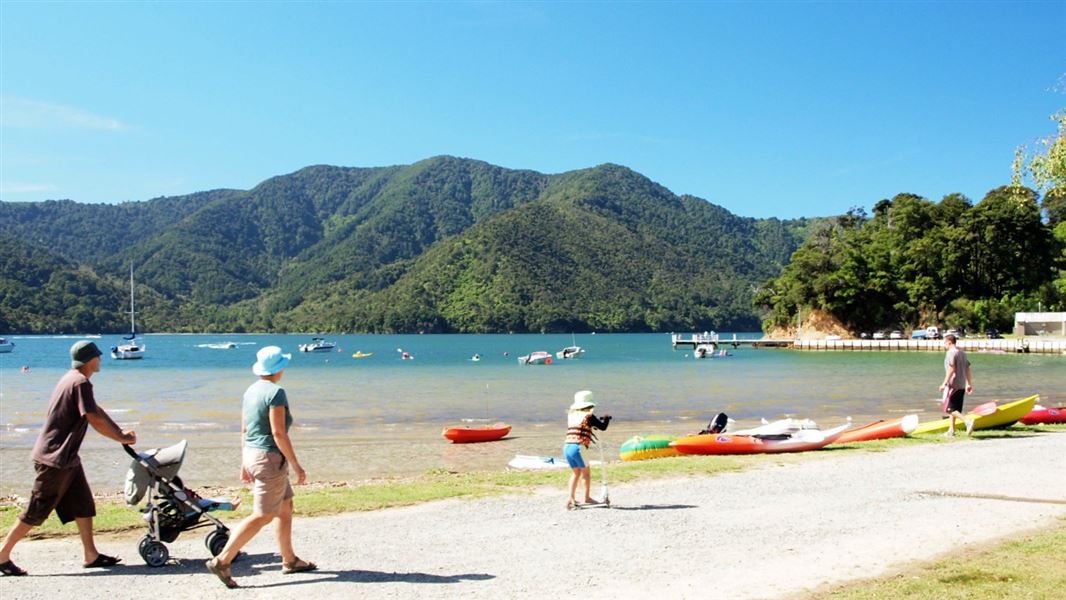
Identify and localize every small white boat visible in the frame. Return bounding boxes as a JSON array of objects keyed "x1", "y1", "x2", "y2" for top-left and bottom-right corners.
[
  {"x1": 556, "y1": 346, "x2": 585, "y2": 360},
  {"x1": 201, "y1": 342, "x2": 237, "y2": 349},
  {"x1": 693, "y1": 344, "x2": 716, "y2": 358},
  {"x1": 112, "y1": 266, "x2": 145, "y2": 360},
  {"x1": 0, "y1": 337, "x2": 14, "y2": 353},
  {"x1": 299, "y1": 337, "x2": 336, "y2": 352},
  {"x1": 517, "y1": 351, "x2": 552, "y2": 365}
]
